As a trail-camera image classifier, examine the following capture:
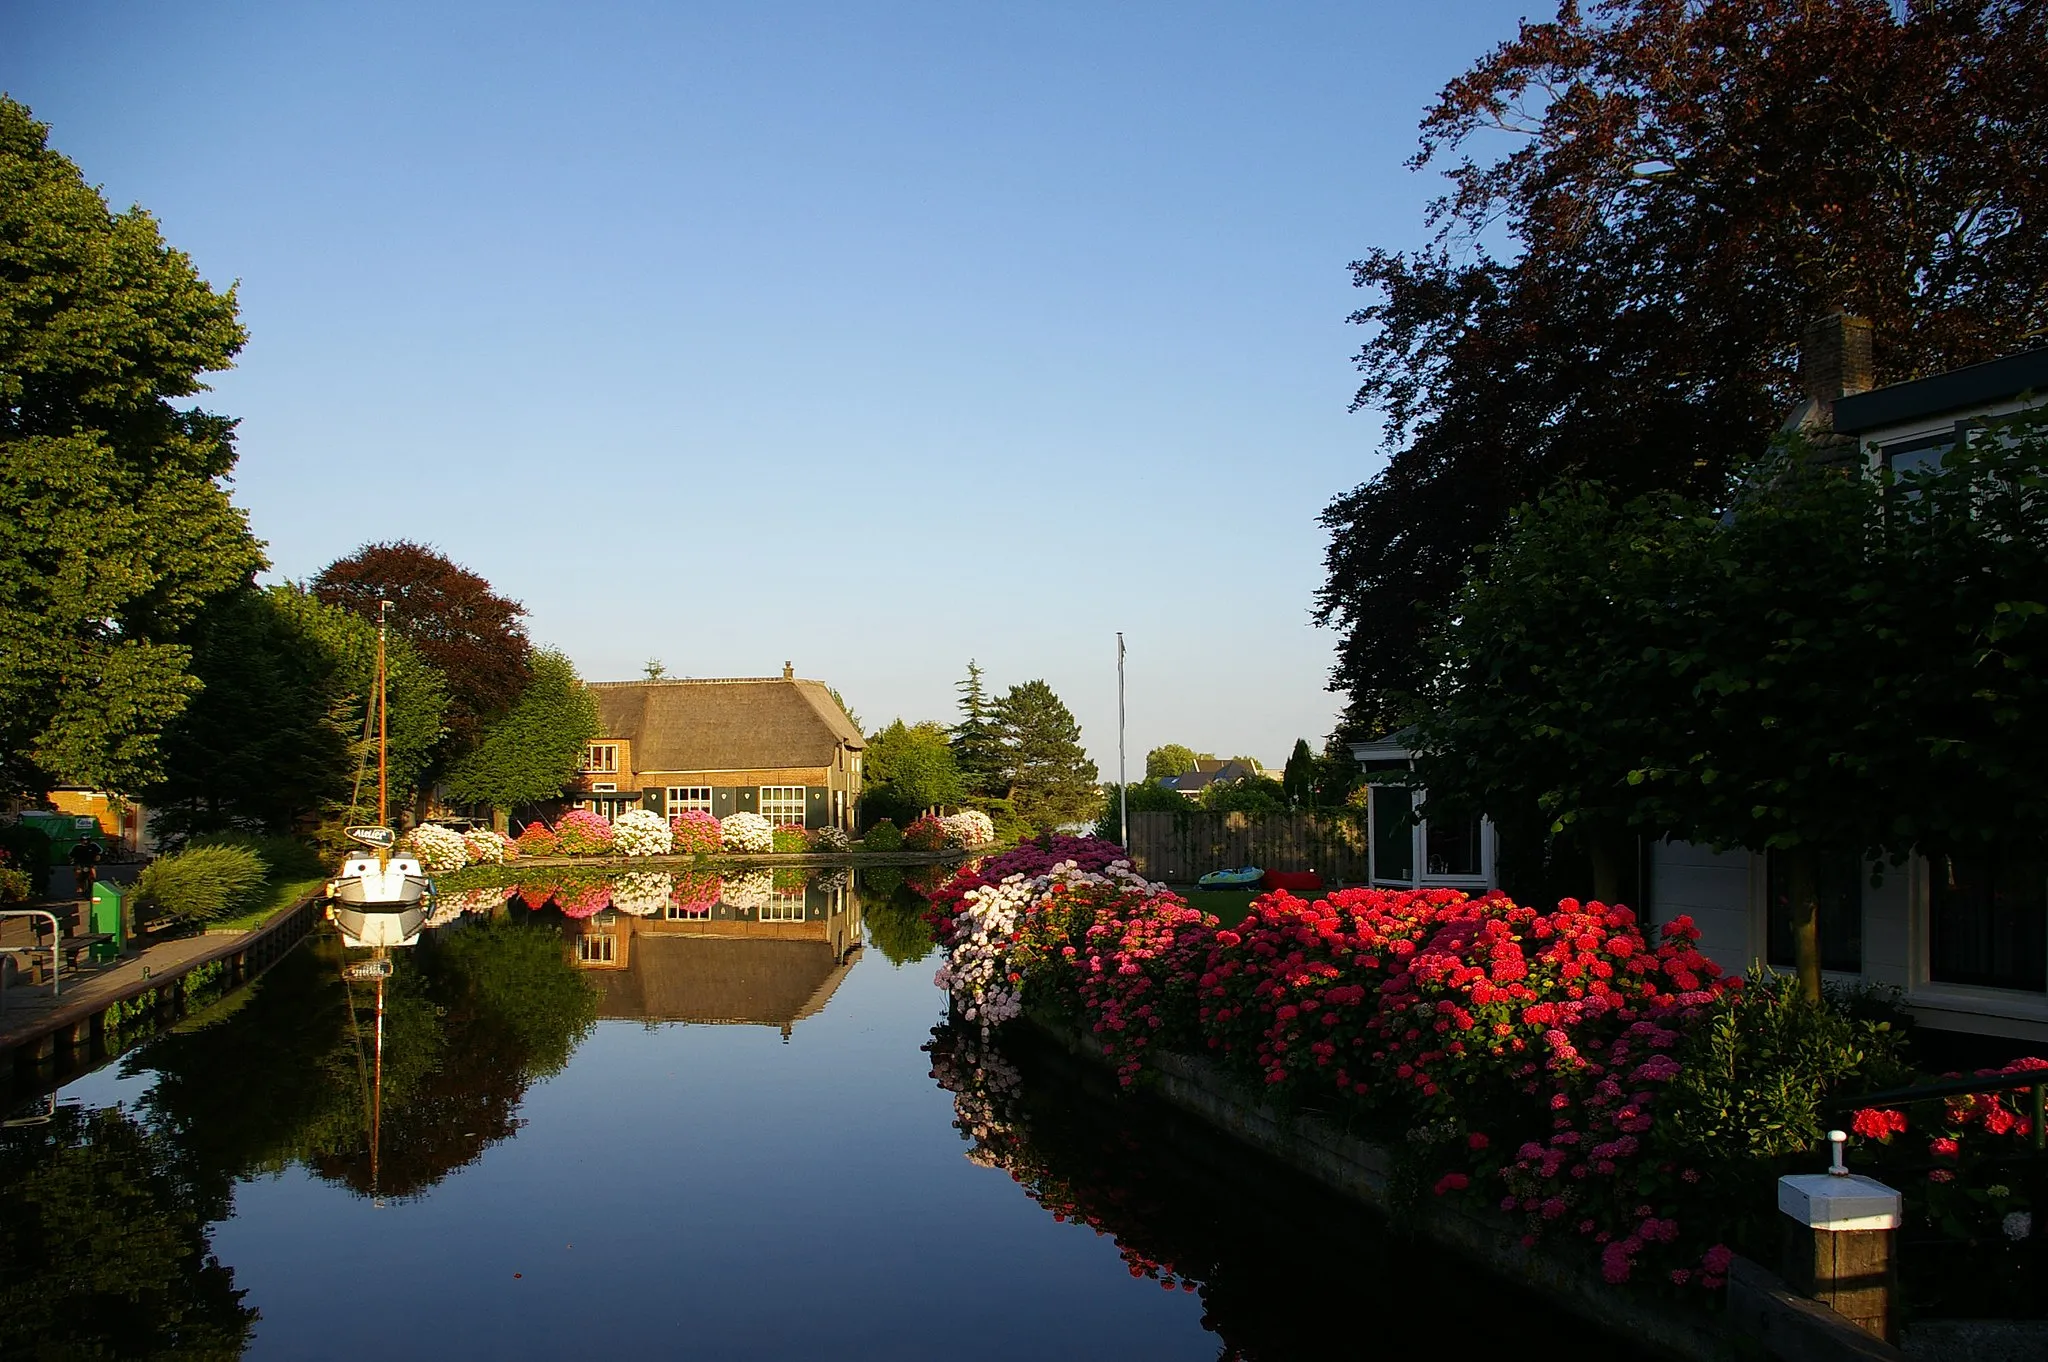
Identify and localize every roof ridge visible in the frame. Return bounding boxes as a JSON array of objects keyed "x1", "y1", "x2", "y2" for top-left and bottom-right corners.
[{"x1": 587, "y1": 676, "x2": 814, "y2": 688}]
